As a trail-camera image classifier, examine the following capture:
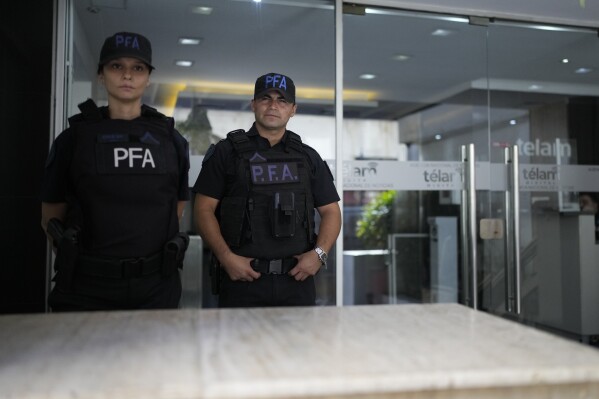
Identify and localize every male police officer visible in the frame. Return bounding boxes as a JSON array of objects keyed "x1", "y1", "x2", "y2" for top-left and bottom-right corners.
[
  {"x1": 193, "y1": 72, "x2": 341, "y2": 307},
  {"x1": 41, "y1": 32, "x2": 190, "y2": 311}
]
